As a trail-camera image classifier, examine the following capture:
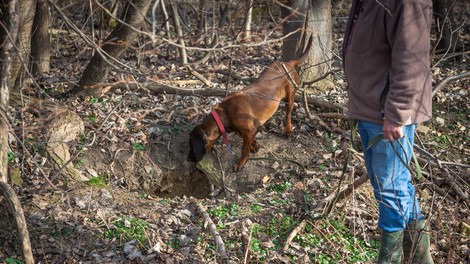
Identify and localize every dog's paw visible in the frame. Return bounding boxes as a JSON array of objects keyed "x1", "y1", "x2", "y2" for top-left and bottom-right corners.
[
  {"x1": 250, "y1": 141, "x2": 261, "y2": 153},
  {"x1": 285, "y1": 131, "x2": 293, "y2": 138},
  {"x1": 232, "y1": 162, "x2": 245, "y2": 172}
]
